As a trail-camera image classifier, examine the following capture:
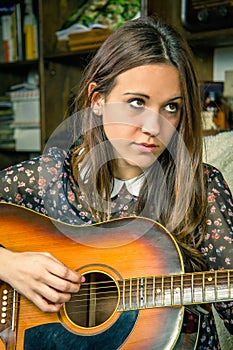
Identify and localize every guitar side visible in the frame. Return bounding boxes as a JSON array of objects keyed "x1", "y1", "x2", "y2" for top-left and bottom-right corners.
[{"x1": 0, "y1": 202, "x2": 185, "y2": 350}]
